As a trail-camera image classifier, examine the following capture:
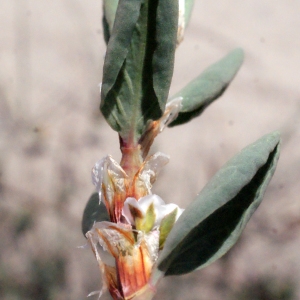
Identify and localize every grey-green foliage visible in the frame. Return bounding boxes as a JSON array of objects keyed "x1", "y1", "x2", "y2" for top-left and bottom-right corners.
[
  {"x1": 102, "y1": 0, "x2": 195, "y2": 43},
  {"x1": 169, "y1": 48, "x2": 244, "y2": 126},
  {"x1": 100, "y1": 0, "x2": 178, "y2": 142},
  {"x1": 83, "y1": 0, "x2": 281, "y2": 289},
  {"x1": 100, "y1": 0, "x2": 244, "y2": 138},
  {"x1": 154, "y1": 132, "x2": 280, "y2": 277}
]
